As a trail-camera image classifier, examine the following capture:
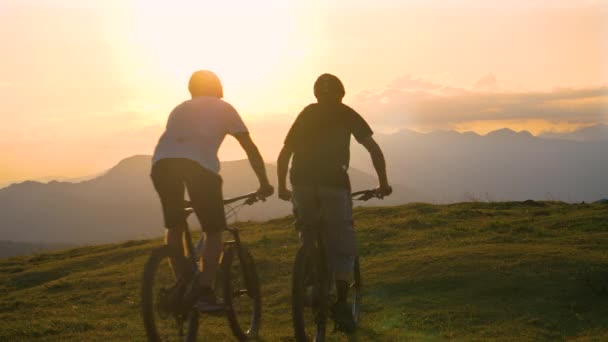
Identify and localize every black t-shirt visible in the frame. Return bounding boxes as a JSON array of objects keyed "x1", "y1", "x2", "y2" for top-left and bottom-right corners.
[{"x1": 284, "y1": 102, "x2": 373, "y2": 188}]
